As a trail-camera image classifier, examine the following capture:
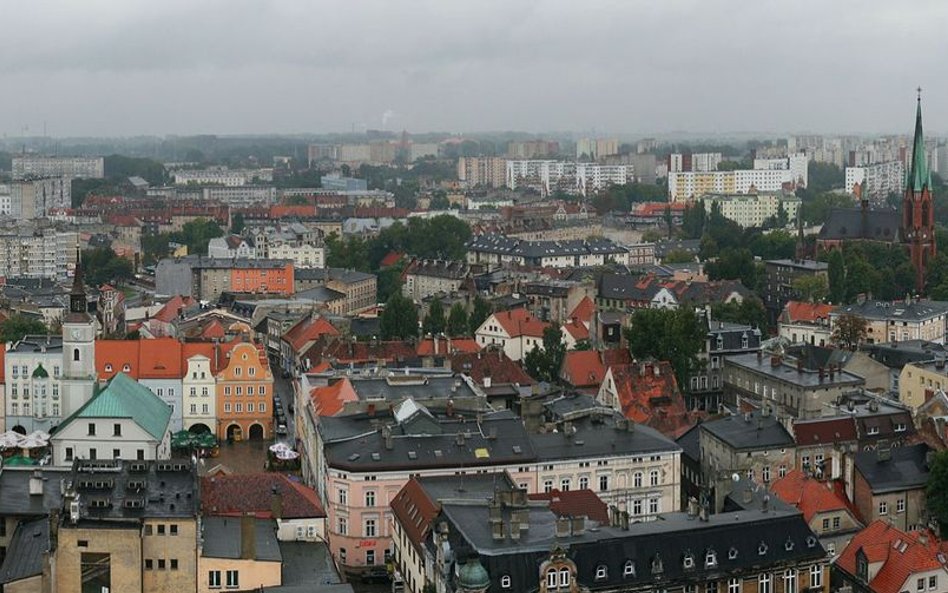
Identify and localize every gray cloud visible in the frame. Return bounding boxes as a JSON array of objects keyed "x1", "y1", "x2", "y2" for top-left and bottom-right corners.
[{"x1": 1, "y1": 0, "x2": 947, "y2": 136}]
